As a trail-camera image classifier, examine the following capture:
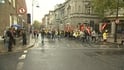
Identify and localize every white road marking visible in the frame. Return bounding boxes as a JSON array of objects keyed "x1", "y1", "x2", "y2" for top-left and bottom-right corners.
[
  {"x1": 19, "y1": 54, "x2": 26, "y2": 60},
  {"x1": 16, "y1": 62, "x2": 24, "y2": 70},
  {"x1": 24, "y1": 50, "x2": 28, "y2": 54},
  {"x1": 17, "y1": 50, "x2": 28, "y2": 70}
]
